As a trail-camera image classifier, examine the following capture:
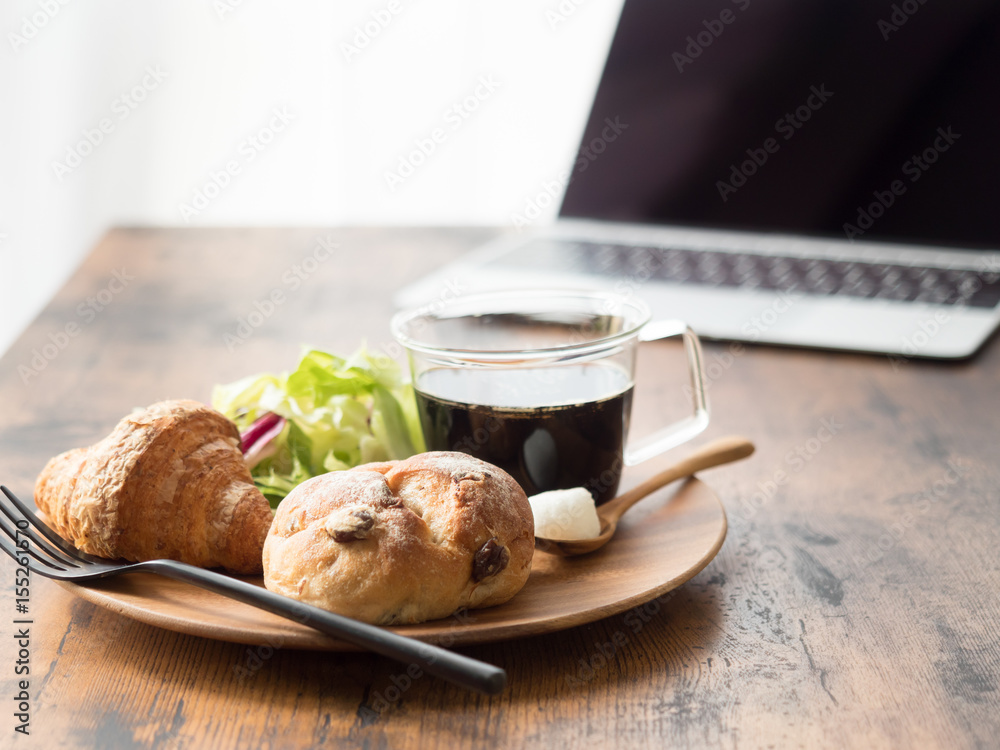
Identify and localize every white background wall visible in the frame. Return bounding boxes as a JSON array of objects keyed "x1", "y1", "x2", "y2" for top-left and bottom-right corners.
[{"x1": 0, "y1": 0, "x2": 624, "y2": 356}]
